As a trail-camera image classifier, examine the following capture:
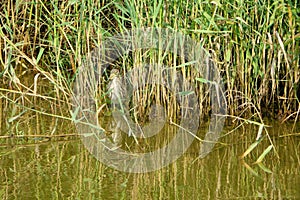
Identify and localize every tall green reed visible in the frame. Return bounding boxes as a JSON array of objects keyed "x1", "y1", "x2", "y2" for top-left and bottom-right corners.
[{"x1": 0, "y1": 0, "x2": 299, "y2": 131}]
